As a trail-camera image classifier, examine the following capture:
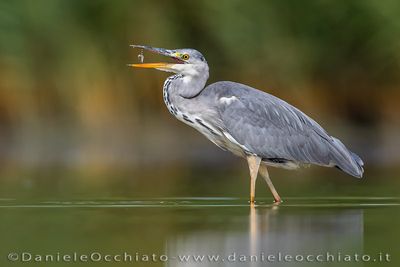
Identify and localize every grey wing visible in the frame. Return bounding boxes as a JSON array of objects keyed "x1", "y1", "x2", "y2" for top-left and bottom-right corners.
[{"x1": 212, "y1": 82, "x2": 363, "y2": 177}]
